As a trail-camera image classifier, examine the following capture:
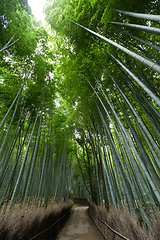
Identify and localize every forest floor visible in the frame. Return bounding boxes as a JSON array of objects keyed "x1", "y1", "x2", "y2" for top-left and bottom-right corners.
[{"x1": 56, "y1": 205, "x2": 104, "y2": 240}]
